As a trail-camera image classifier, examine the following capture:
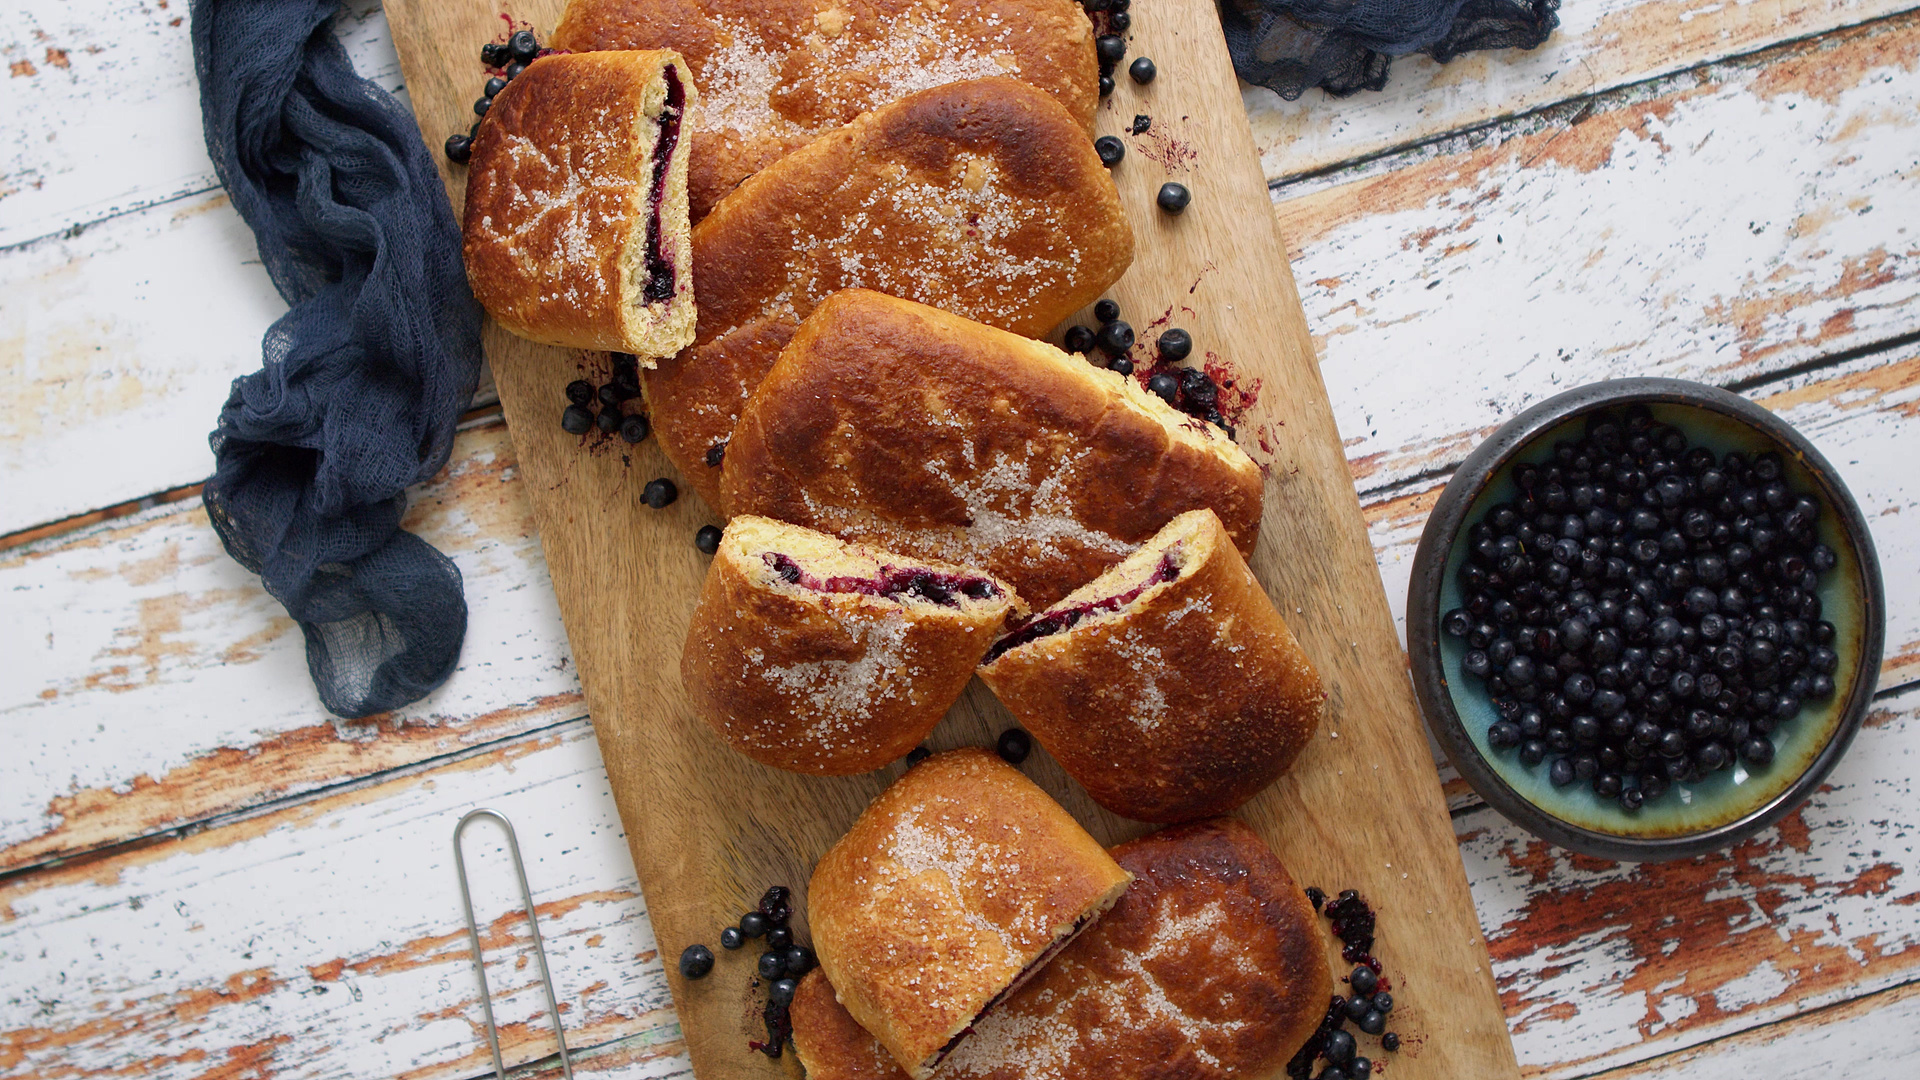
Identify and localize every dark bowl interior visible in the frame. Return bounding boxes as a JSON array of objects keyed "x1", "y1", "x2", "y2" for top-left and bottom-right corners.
[{"x1": 1408, "y1": 379, "x2": 1884, "y2": 861}]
